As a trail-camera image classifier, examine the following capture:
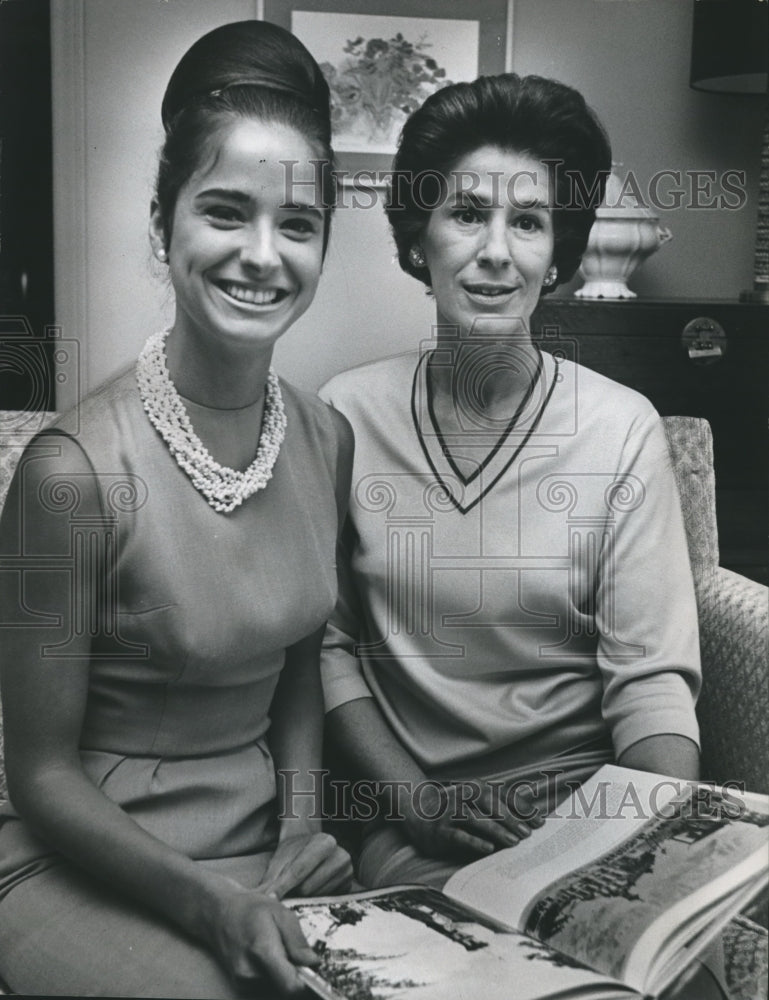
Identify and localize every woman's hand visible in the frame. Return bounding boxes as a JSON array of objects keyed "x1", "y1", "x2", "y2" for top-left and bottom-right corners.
[
  {"x1": 206, "y1": 883, "x2": 319, "y2": 995},
  {"x1": 399, "y1": 778, "x2": 544, "y2": 861},
  {"x1": 258, "y1": 831, "x2": 353, "y2": 899},
  {"x1": 326, "y1": 700, "x2": 544, "y2": 863}
]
